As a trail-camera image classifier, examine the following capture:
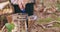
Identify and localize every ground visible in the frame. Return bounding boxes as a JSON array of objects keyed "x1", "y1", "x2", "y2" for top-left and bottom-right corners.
[{"x1": 28, "y1": 13, "x2": 60, "y2": 32}]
